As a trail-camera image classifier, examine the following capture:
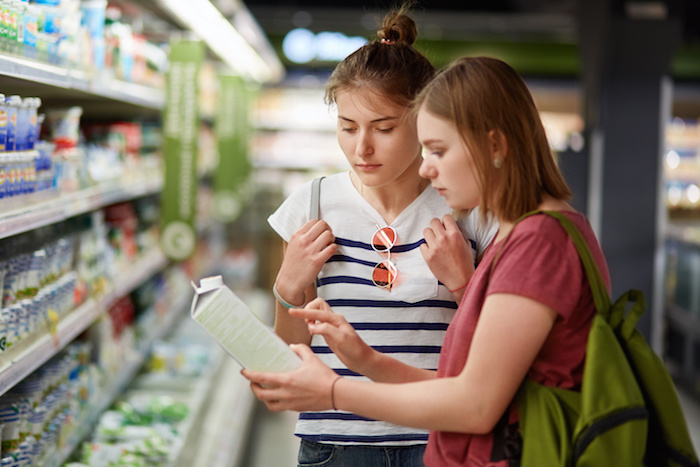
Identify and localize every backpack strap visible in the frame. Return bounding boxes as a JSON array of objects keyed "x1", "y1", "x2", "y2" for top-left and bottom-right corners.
[{"x1": 310, "y1": 176, "x2": 324, "y2": 220}]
